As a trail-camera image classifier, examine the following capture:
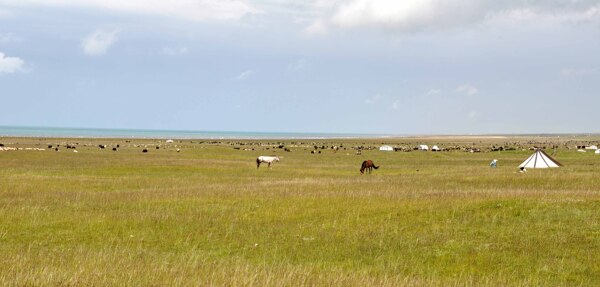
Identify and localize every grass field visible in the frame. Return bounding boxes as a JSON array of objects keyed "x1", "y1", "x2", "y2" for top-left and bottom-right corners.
[{"x1": 1, "y1": 136, "x2": 599, "y2": 286}]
